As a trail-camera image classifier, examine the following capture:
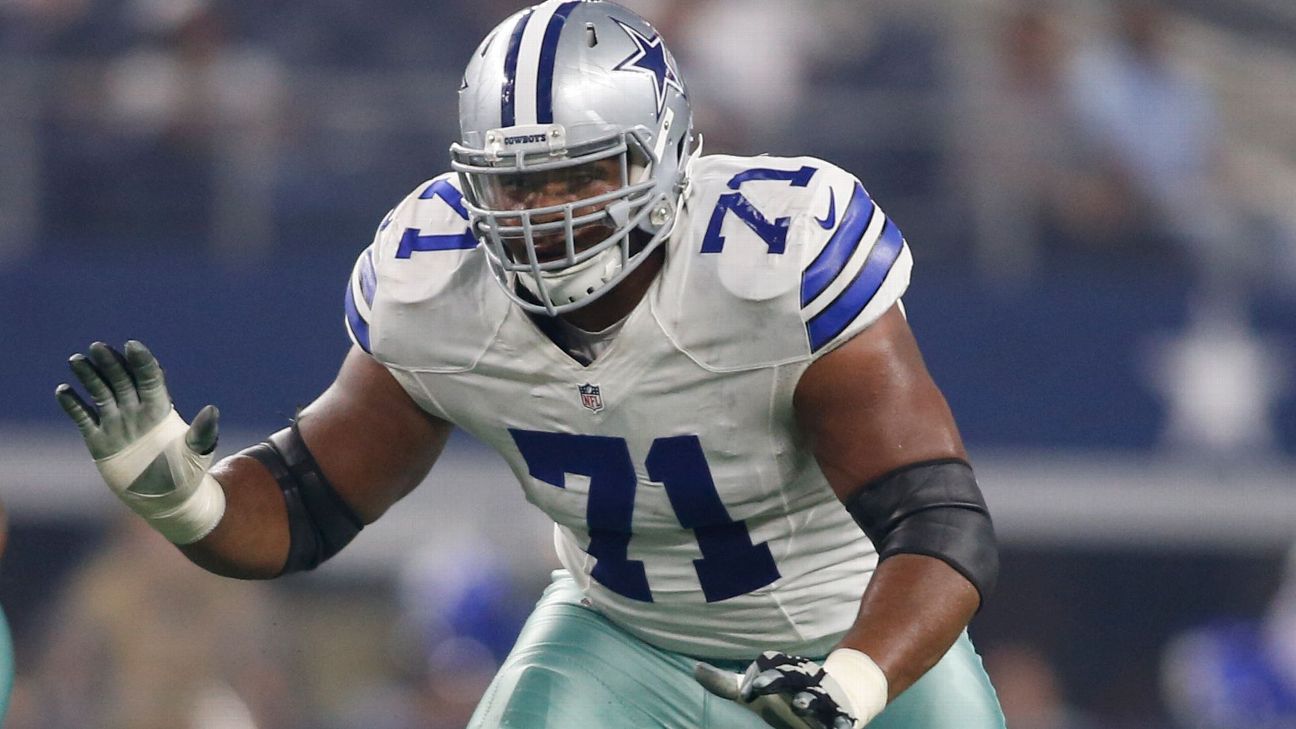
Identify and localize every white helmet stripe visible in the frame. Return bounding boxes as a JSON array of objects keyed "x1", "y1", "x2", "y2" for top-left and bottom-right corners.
[
  {"x1": 512, "y1": 2, "x2": 566, "y2": 126},
  {"x1": 535, "y1": 1, "x2": 584, "y2": 123}
]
